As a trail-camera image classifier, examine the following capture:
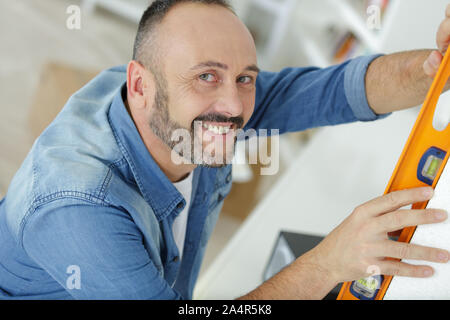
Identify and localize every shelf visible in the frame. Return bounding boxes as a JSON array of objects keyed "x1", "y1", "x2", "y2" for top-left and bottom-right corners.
[
  {"x1": 246, "y1": 0, "x2": 412, "y2": 68},
  {"x1": 328, "y1": 0, "x2": 382, "y2": 52},
  {"x1": 82, "y1": 0, "x2": 147, "y2": 23}
]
